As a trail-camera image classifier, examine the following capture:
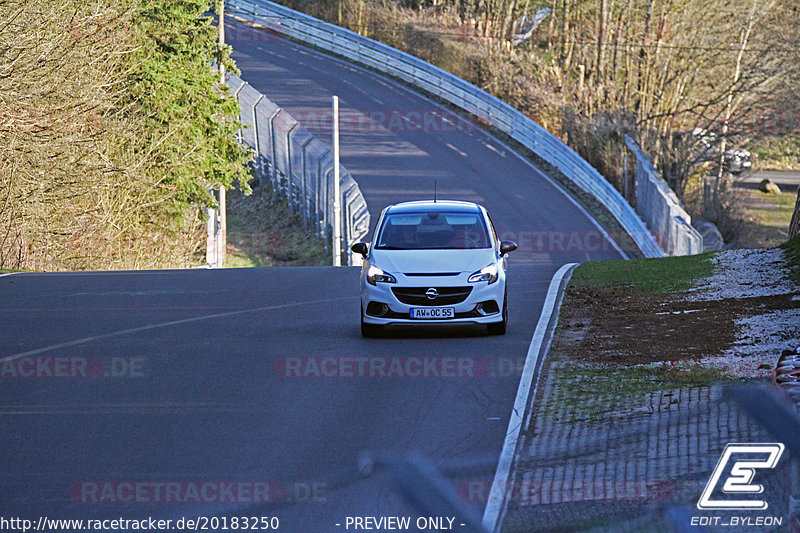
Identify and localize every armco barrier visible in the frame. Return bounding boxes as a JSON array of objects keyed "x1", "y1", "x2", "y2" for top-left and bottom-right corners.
[
  {"x1": 625, "y1": 135, "x2": 703, "y2": 256},
  {"x1": 227, "y1": 0, "x2": 665, "y2": 258},
  {"x1": 227, "y1": 74, "x2": 370, "y2": 265}
]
